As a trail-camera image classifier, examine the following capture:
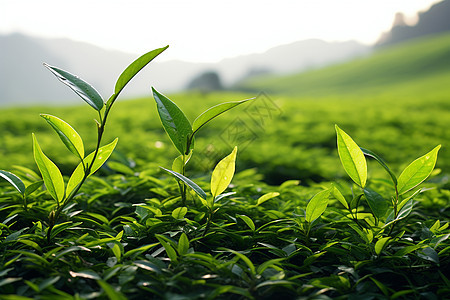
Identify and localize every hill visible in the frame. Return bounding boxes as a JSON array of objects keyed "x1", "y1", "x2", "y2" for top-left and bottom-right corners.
[
  {"x1": 377, "y1": 0, "x2": 450, "y2": 46},
  {"x1": 0, "y1": 33, "x2": 369, "y2": 105},
  {"x1": 237, "y1": 32, "x2": 450, "y2": 98}
]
